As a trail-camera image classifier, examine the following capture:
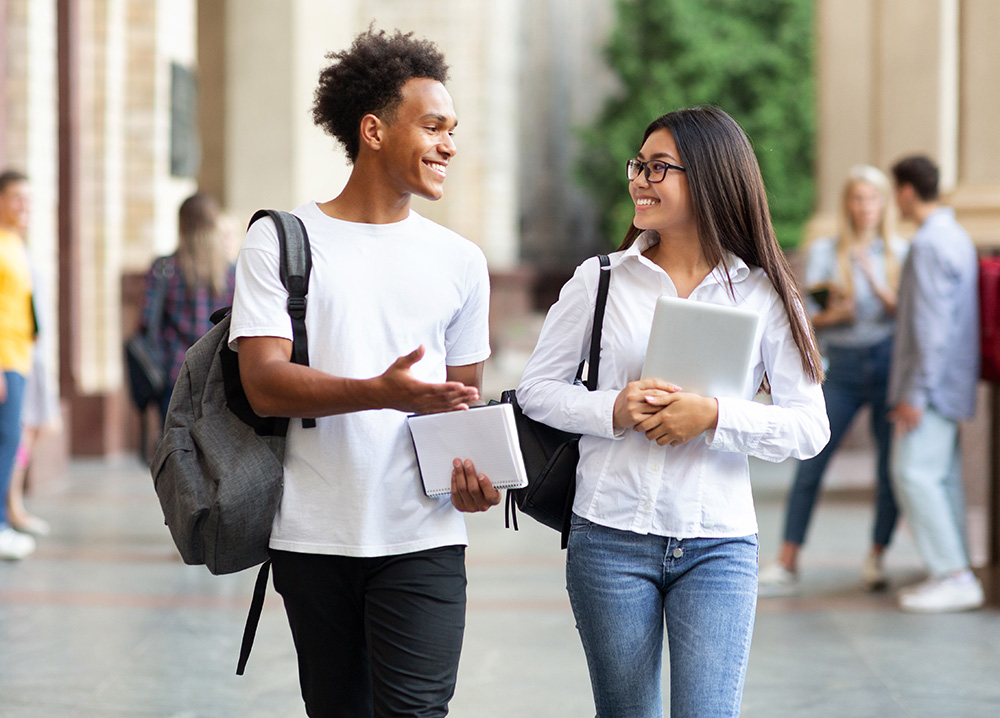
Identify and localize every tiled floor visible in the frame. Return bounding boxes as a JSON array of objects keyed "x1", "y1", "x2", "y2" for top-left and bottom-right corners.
[{"x1": 1, "y1": 450, "x2": 999, "y2": 717}]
